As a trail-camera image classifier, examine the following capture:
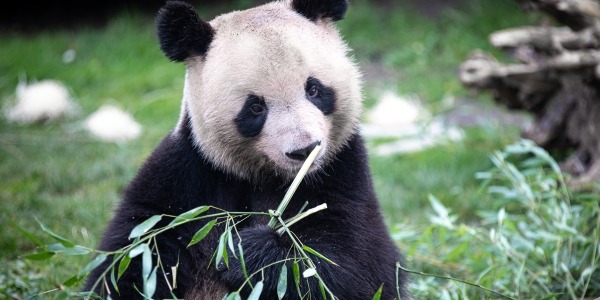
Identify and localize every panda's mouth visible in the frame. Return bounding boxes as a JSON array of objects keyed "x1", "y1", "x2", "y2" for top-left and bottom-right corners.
[{"x1": 277, "y1": 143, "x2": 324, "y2": 175}]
